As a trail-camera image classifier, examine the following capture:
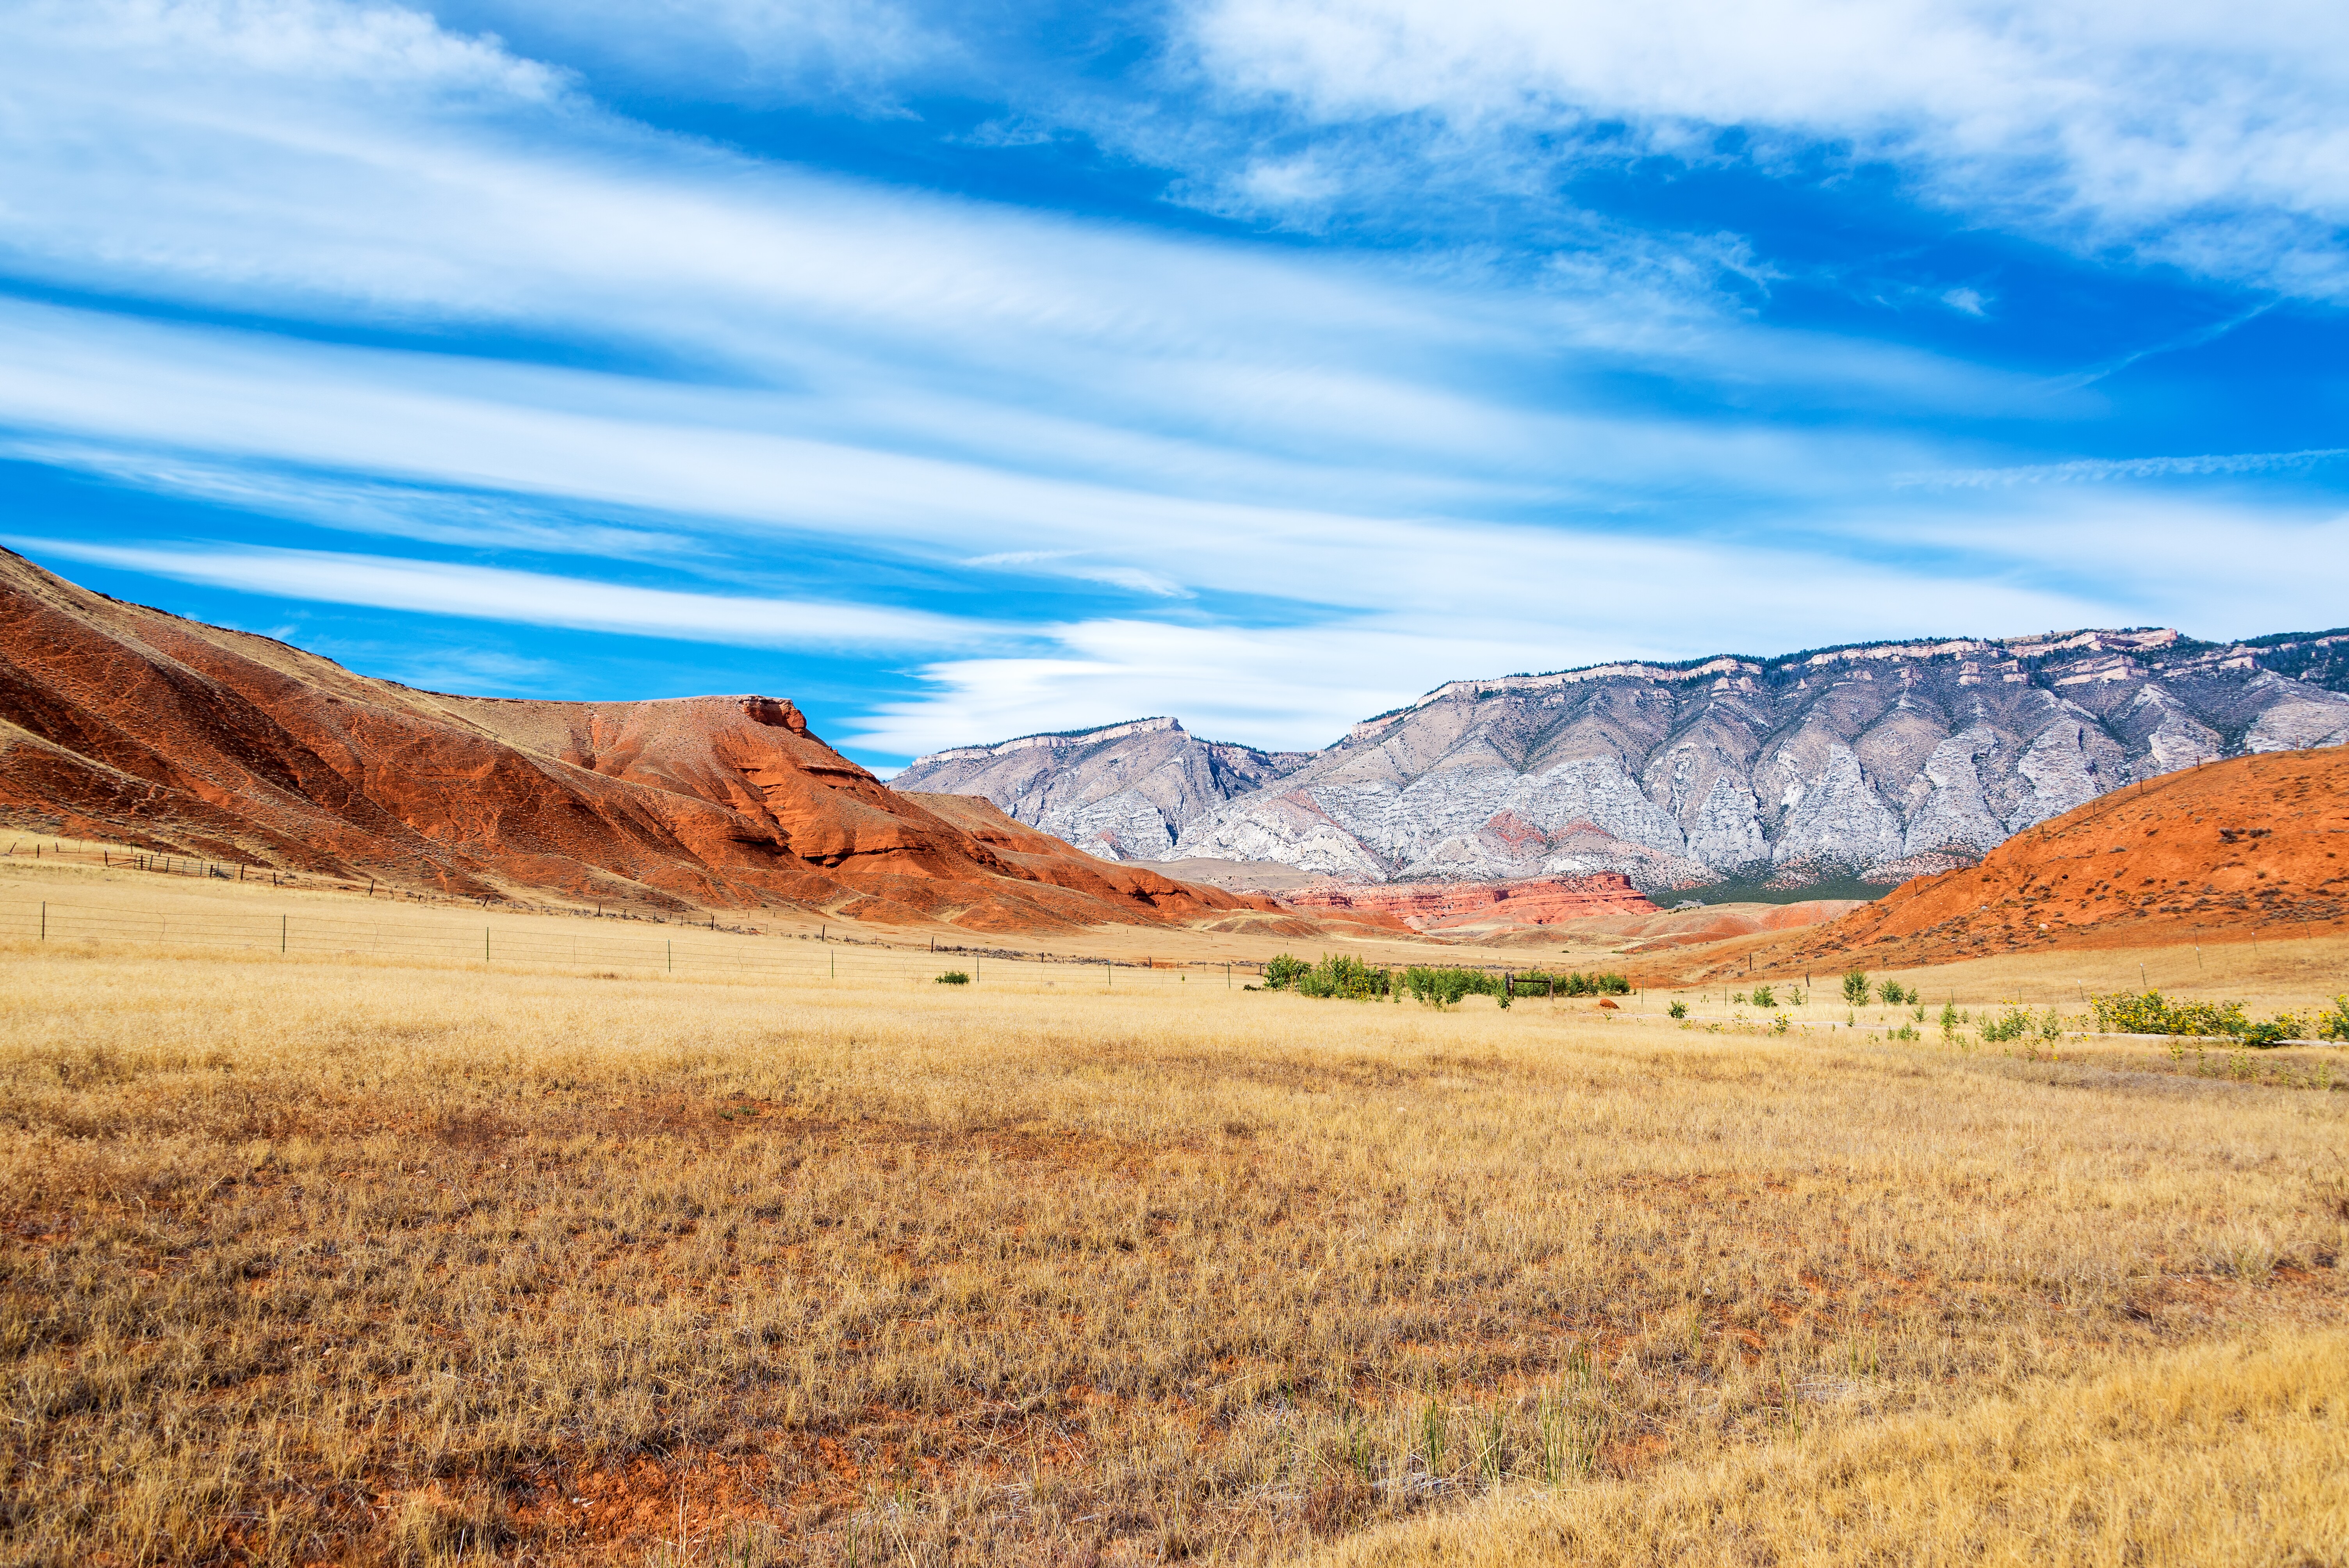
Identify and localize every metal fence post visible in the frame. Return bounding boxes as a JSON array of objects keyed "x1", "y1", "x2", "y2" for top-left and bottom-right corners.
[
  {"x1": 40, "y1": 902, "x2": 46, "y2": 941},
  {"x1": 280, "y1": 914, "x2": 287, "y2": 953},
  {"x1": 667, "y1": 939, "x2": 673, "y2": 974}
]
